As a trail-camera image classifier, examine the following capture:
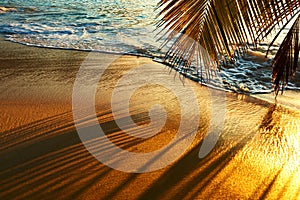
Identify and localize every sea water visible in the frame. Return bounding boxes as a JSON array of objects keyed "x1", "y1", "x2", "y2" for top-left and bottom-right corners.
[{"x1": 0, "y1": 0, "x2": 299, "y2": 93}]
